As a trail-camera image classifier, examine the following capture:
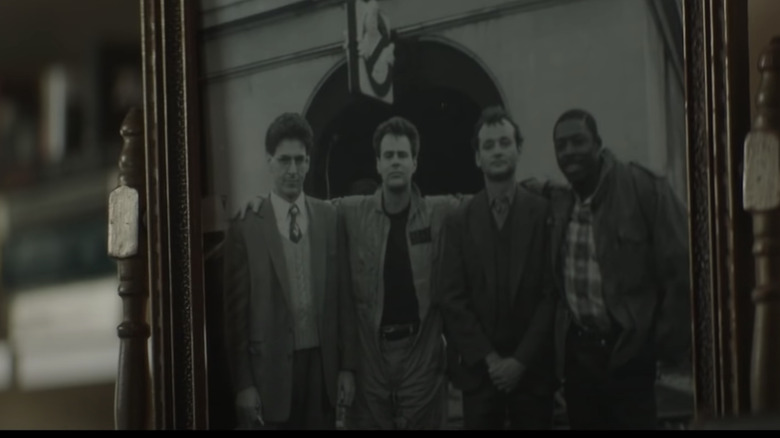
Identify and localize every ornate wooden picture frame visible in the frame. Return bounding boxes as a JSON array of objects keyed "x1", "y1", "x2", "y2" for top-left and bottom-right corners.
[{"x1": 123, "y1": 0, "x2": 752, "y2": 429}]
